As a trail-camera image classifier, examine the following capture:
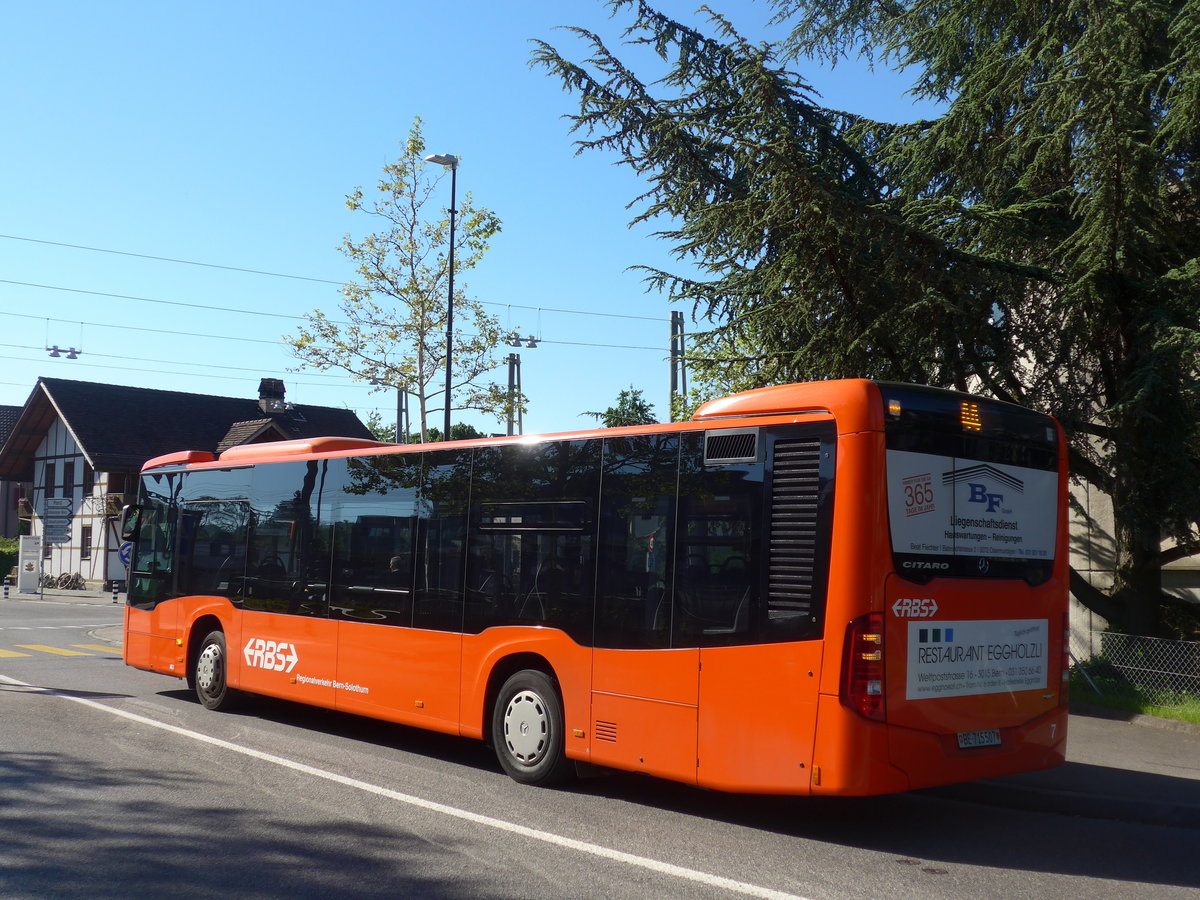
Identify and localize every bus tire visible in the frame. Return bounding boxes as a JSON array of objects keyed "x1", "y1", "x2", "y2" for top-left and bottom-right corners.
[
  {"x1": 193, "y1": 630, "x2": 237, "y2": 711},
  {"x1": 492, "y1": 669, "x2": 573, "y2": 786}
]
